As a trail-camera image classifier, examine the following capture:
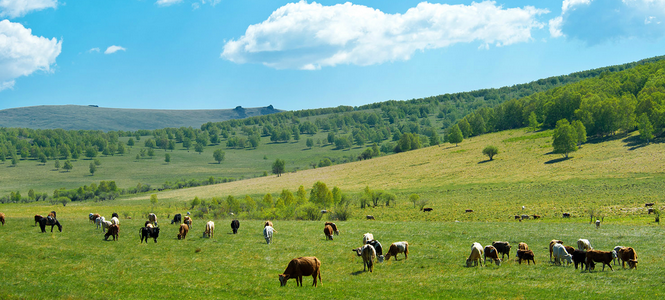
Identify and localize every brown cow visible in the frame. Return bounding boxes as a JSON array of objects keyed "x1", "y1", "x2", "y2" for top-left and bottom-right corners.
[
  {"x1": 177, "y1": 224, "x2": 189, "y2": 240},
  {"x1": 265, "y1": 220, "x2": 273, "y2": 227},
  {"x1": 323, "y1": 225, "x2": 334, "y2": 240},
  {"x1": 34, "y1": 214, "x2": 44, "y2": 226},
  {"x1": 0, "y1": 212, "x2": 5, "y2": 226},
  {"x1": 585, "y1": 250, "x2": 614, "y2": 272},
  {"x1": 279, "y1": 257, "x2": 321, "y2": 287},
  {"x1": 618, "y1": 247, "x2": 638, "y2": 269},
  {"x1": 484, "y1": 245, "x2": 501, "y2": 266},
  {"x1": 89, "y1": 213, "x2": 100, "y2": 223},
  {"x1": 104, "y1": 224, "x2": 119, "y2": 241},
  {"x1": 518, "y1": 242, "x2": 529, "y2": 251},
  {"x1": 183, "y1": 216, "x2": 192, "y2": 229},
  {"x1": 385, "y1": 241, "x2": 409, "y2": 261},
  {"x1": 324, "y1": 222, "x2": 339, "y2": 235},
  {"x1": 549, "y1": 240, "x2": 564, "y2": 262},
  {"x1": 517, "y1": 249, "x2": 535, "y2": 265},
  {"x1": 532, "y1": 214, "x2": 541, "y2": 219}
]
